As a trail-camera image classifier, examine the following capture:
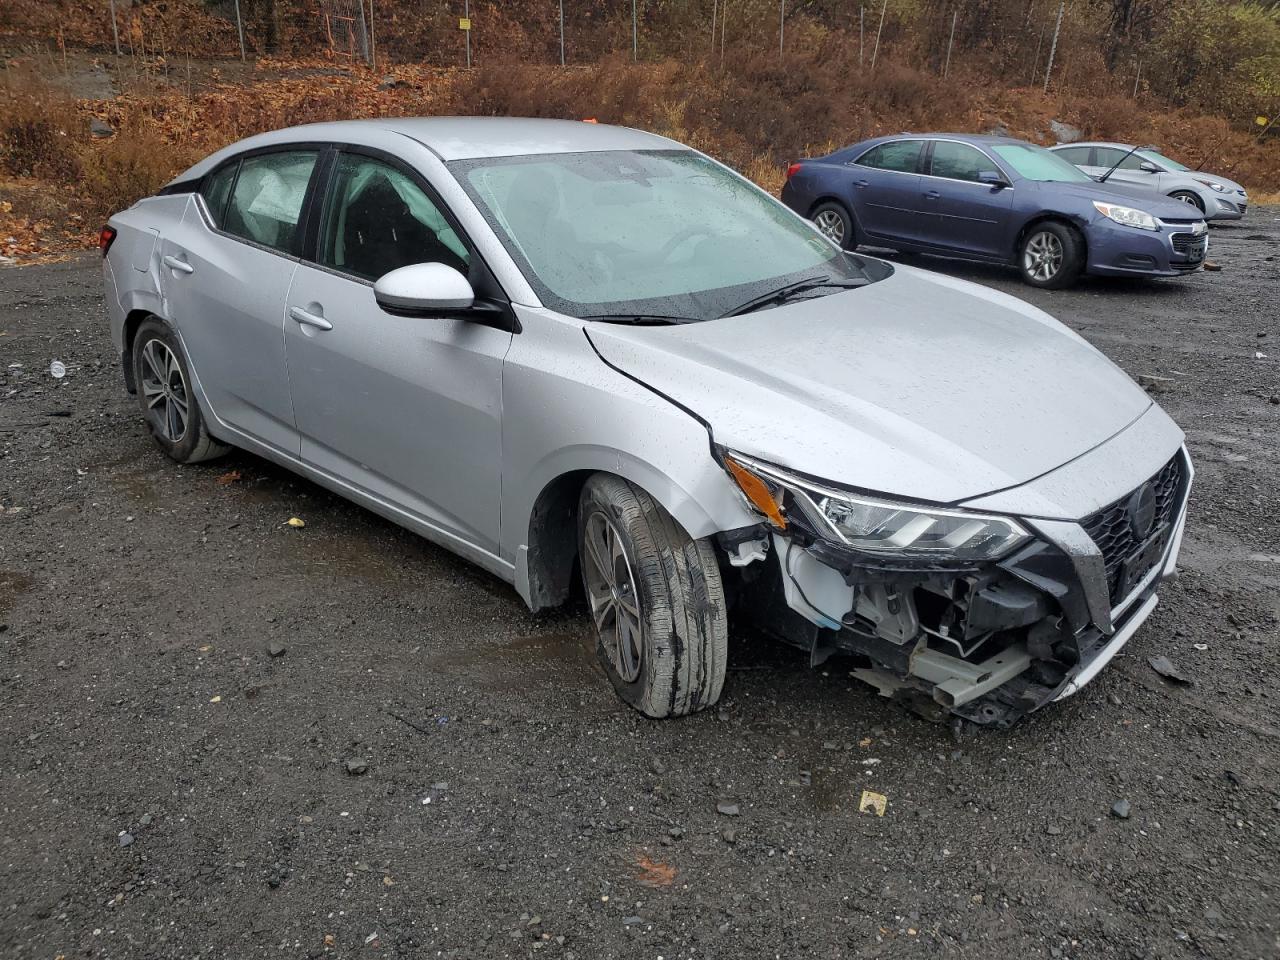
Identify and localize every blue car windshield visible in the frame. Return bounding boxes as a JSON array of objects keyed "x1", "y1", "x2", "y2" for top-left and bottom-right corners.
[
  {"x1": 451, "y1": 149, "x2": 886, "y2": 321},
  {"x1": 991, "y1": 144, "x2": 1094, "y2": 183}
]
